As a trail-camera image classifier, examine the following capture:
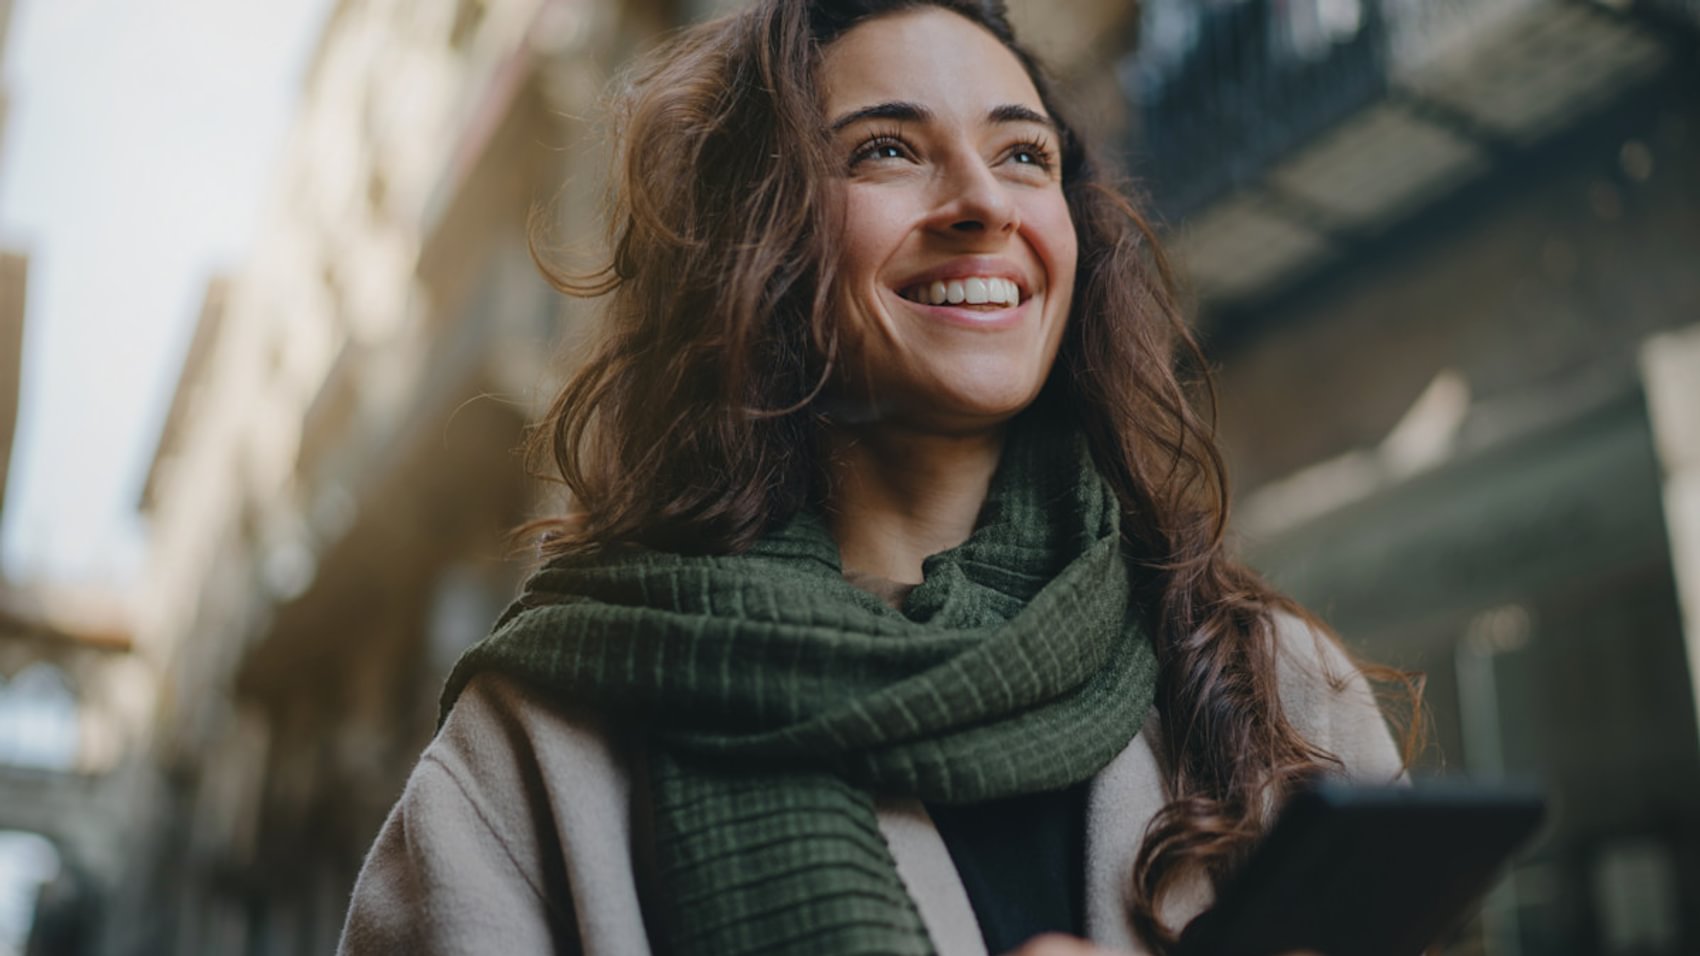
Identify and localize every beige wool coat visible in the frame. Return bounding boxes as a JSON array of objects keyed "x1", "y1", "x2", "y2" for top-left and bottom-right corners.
[{"x1": 338, "y1": 612, "x2": 1406, "y2": 956}]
